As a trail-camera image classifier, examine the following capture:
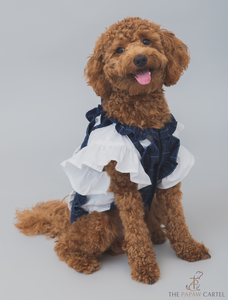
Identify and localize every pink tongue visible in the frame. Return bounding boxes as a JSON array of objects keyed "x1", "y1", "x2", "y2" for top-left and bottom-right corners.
[{"x1": 135, "y1": 69, "x2": 151, "y2": 85}]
